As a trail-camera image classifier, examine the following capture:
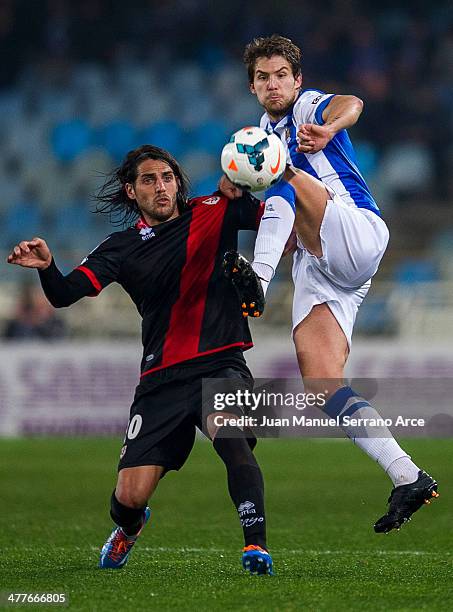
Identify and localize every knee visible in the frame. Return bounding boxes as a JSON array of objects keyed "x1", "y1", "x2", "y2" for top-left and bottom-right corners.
[{"x1": 115, "y1": 483, "x2": 149, "y2": 509}]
